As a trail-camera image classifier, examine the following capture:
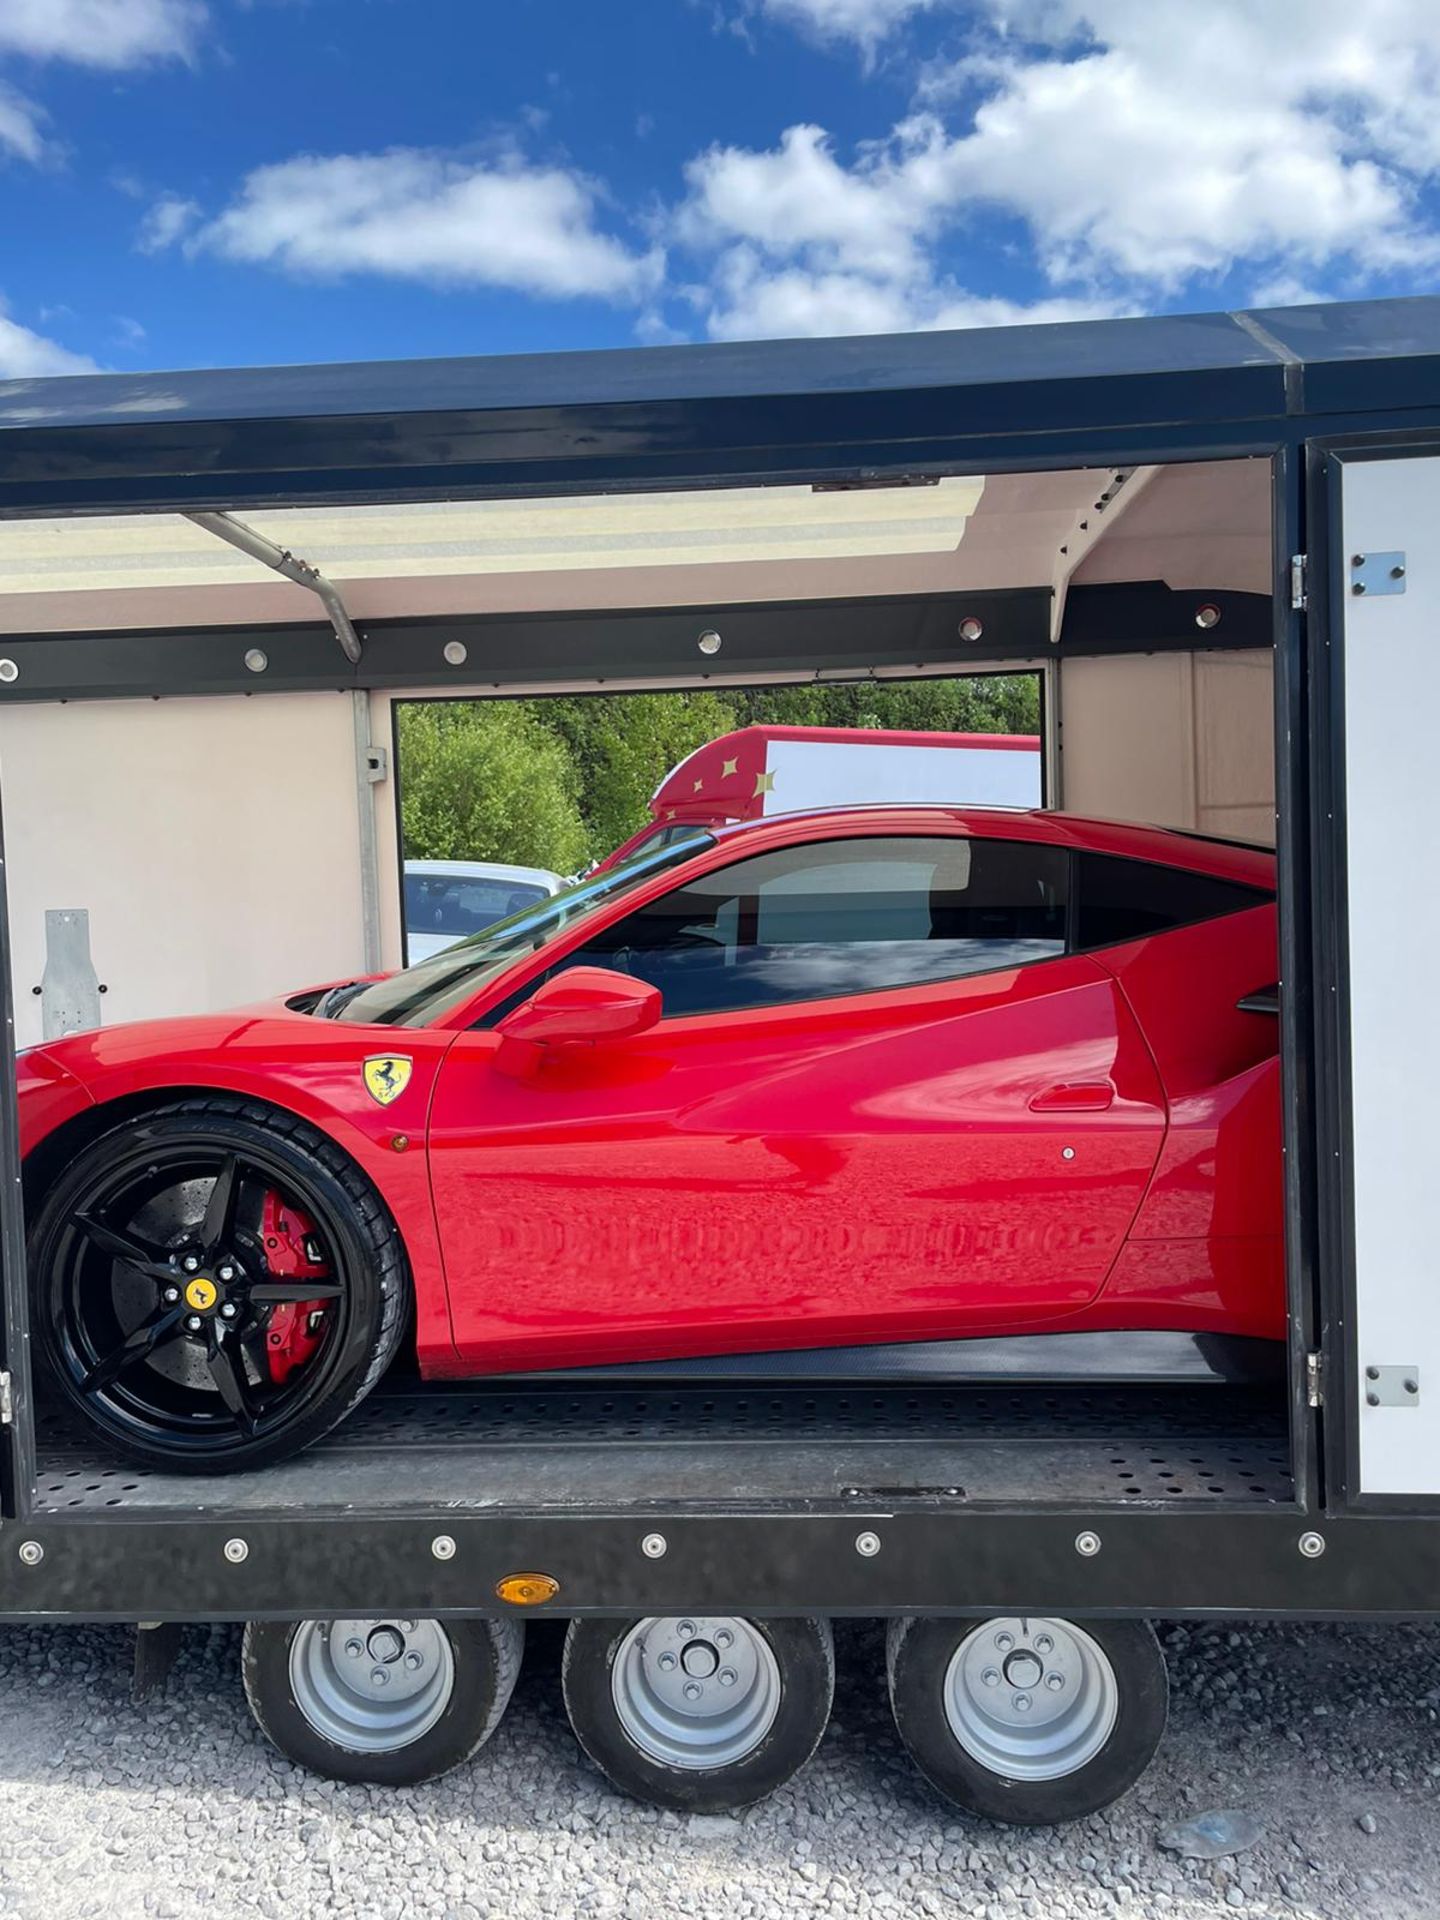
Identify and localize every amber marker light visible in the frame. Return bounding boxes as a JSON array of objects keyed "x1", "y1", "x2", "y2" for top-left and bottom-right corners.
[{"x1": 496, "y1": 1573, "x2": 560, "y2": 1606}]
